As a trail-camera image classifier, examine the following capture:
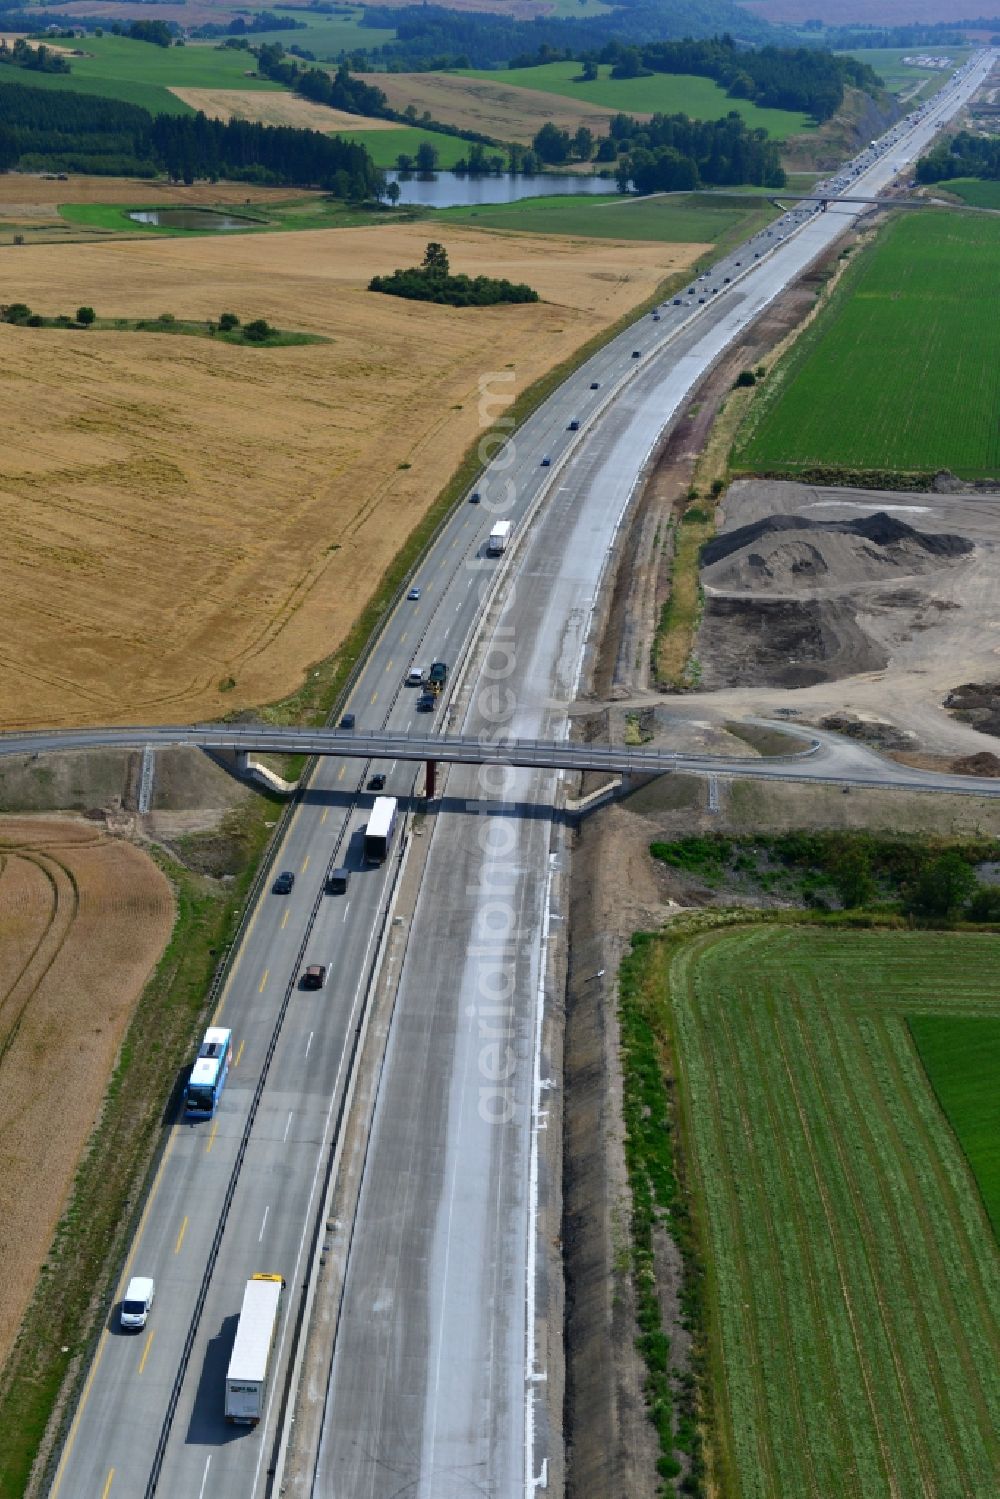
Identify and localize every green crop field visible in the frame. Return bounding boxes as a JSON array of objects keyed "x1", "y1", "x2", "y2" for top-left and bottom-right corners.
[
  {"x1": 838, "y1": 47, "x2": 972, "y2": 97},
  {"x1": 332, "y1": 125, "x2": 470, "y2": 168},
  {"x1": 437, "y1": 190, "x2": 777, "y2": 245},
  {"x1": 732, "y1": 211, "x2": 1000, "y2": 480},
  {"x1": 18, "y1": 33, "x2": 285, "y2": 113},
  {"x1": 940, "y1": 177, "x2": 1000, "y2": 210},
  {"x1": 909, "y1": 1015, "x2": 1000, "y2": 1235},
  {"x1": 666, "y1": 924, "x2": 1000, "y2": 1499},
  {"x1": 255, "y1": 7, "x2": 396, "y2": 56},
  {"x1": 457, "y1": 62, "x2": 813, "y2": 139}
]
